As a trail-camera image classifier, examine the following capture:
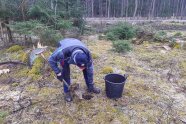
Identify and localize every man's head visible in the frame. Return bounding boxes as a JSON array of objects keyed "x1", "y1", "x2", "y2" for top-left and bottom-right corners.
[{"x1": 74, "y1": 52, "x2": 88, "y2": 70}]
